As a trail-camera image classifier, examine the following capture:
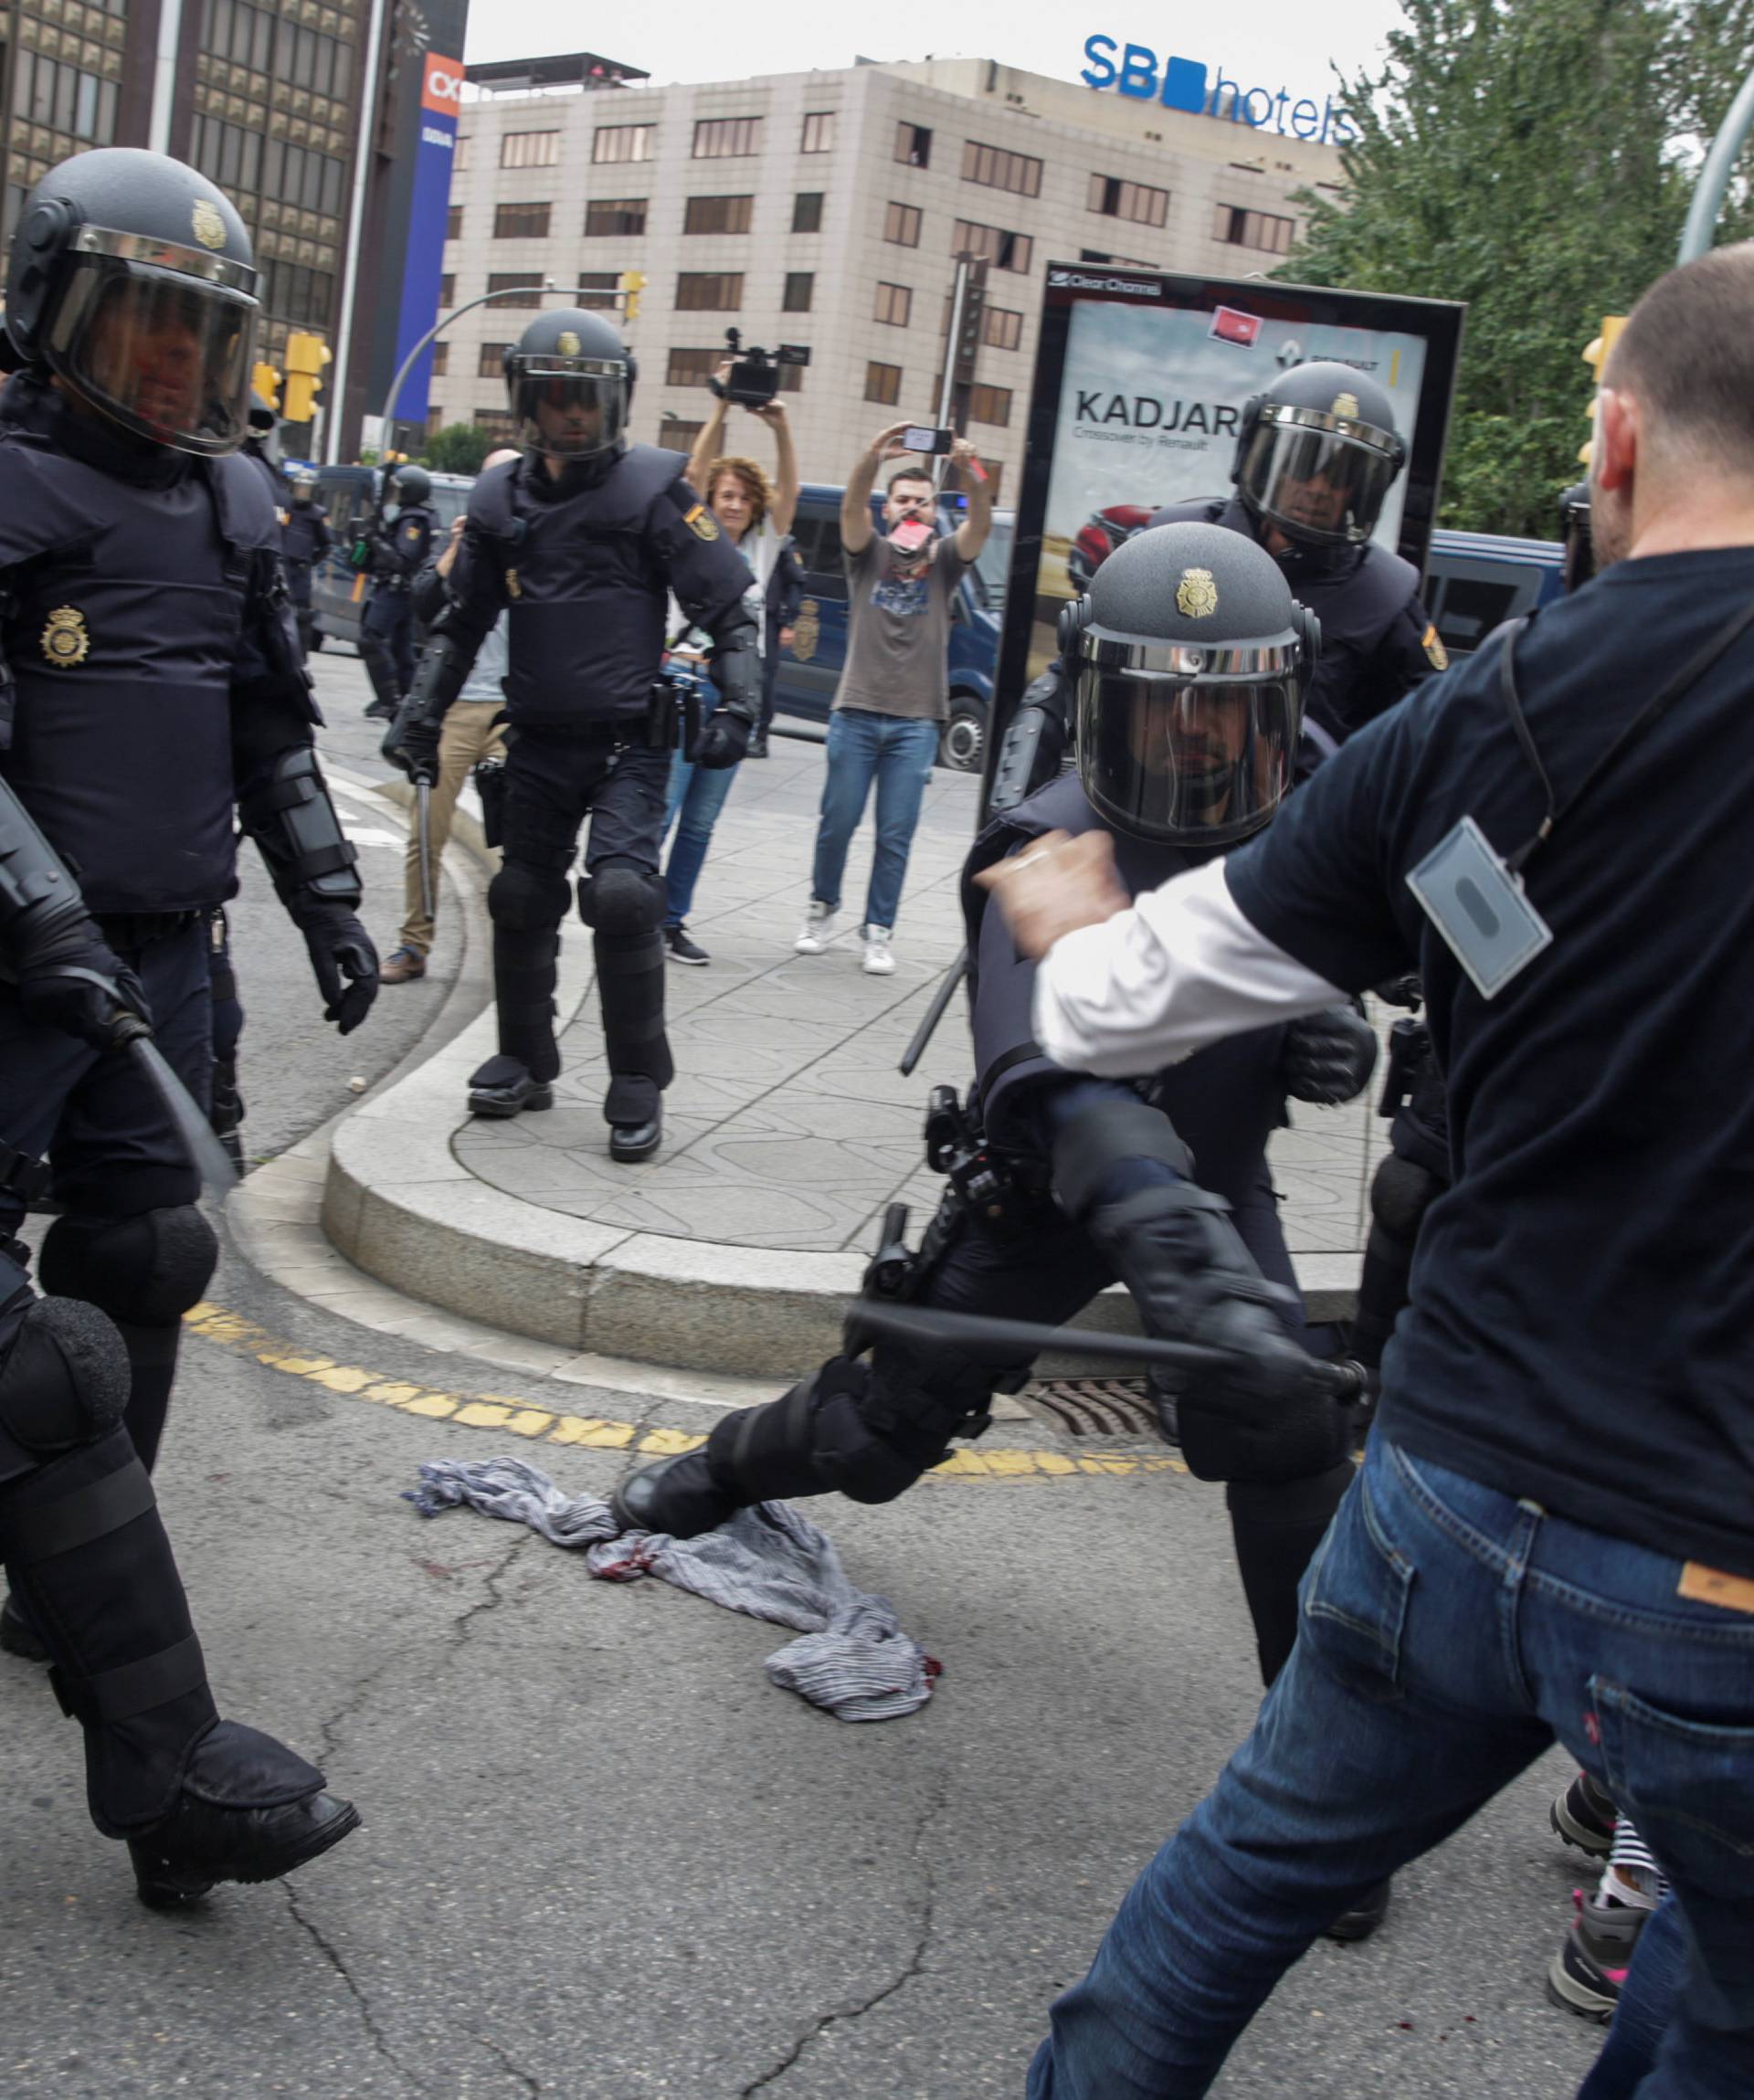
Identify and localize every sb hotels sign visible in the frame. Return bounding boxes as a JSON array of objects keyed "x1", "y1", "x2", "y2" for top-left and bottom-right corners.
[{"x1": 1081, "y1": 35, "x2": 1358, "y2": 144}]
